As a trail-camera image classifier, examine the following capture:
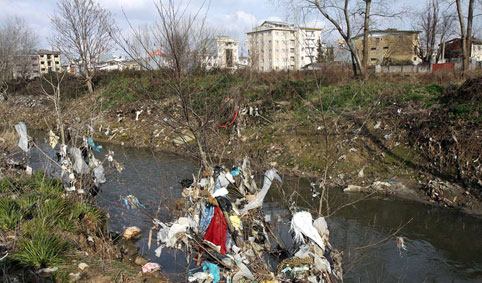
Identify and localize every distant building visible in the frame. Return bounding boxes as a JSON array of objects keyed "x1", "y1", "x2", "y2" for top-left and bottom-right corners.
[
  {"x1": 13, "y1": 50, "x2": 62, "y2": 79},
  {"x1": 38, "y1": 50, "x2": 61, "y2": 74},
  {"x1": 246, "y1": 21, "x2": 322, "y2": 71},
  {"x1": 442, "y1": 37, "x2": 482, "y2": 62},
  {"x1": 352, "y1": 29, "x2": 422, "y2": 66},
  {"x1": 96, "y1": 54, "x2": 141, "y2": 71},
  {"x1": 204, "y1": 36, "x2": 239, "y2": 69}
]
